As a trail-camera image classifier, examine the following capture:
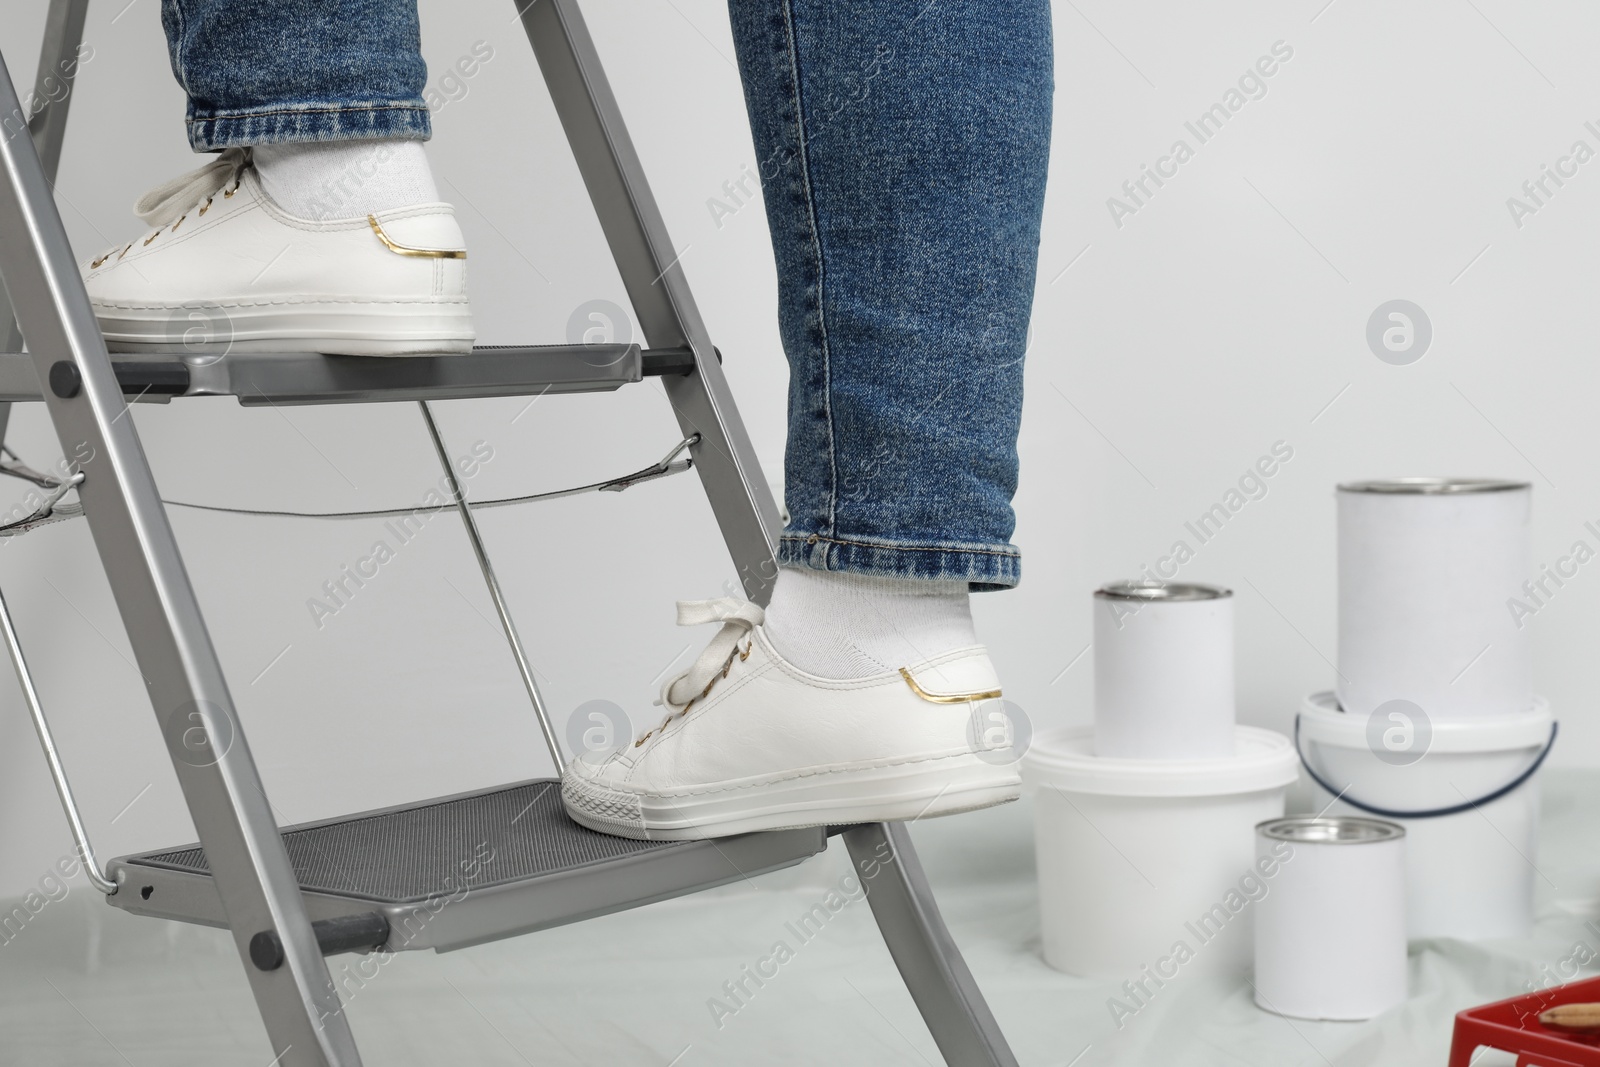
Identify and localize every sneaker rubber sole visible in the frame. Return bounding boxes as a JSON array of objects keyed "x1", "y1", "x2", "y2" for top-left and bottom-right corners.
[
  {"x1": 562, "y1": 751, "x2": 1021, "y2": 840},
  {"x1": 94, "y1": 300, "x2": 474, "y2": 357}
]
